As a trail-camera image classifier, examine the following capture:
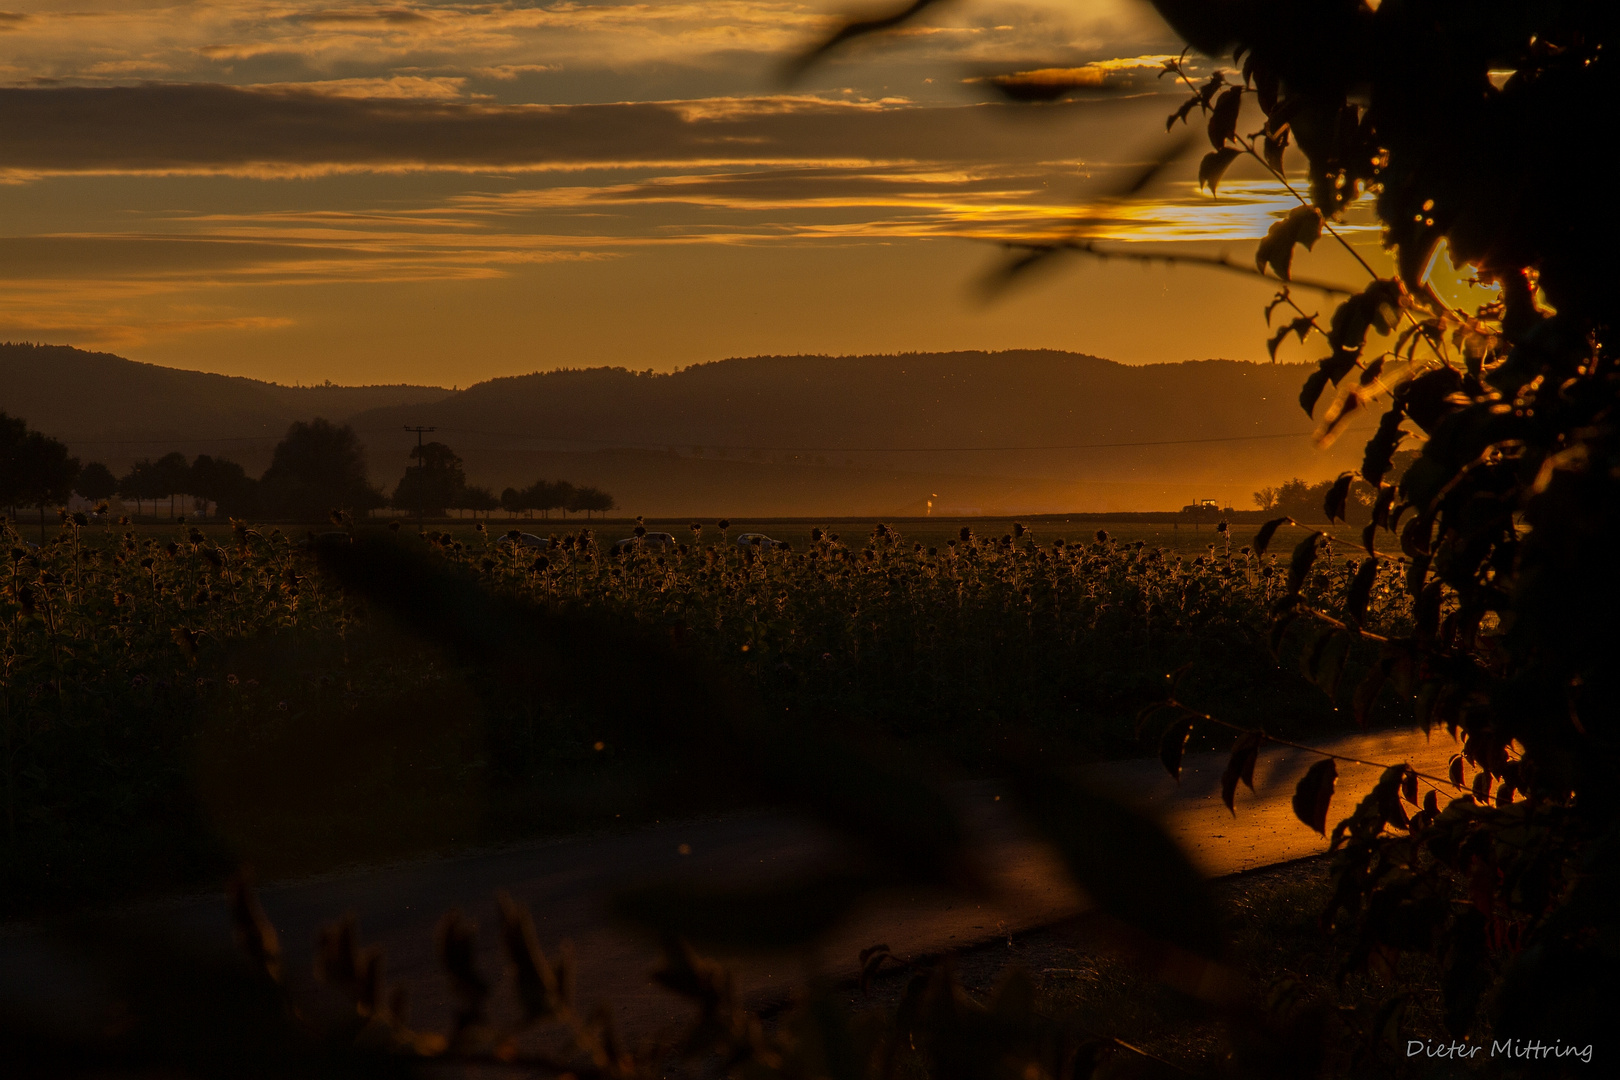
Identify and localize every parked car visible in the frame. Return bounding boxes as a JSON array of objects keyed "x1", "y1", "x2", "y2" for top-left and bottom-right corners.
[
  {"x1": 611, "y1": 531, "x2": 676, "y2": 553},
  {"x1": 497, "y1": 531, "x2": 547, "y2": 549},
  {"x1": 734, "y1": 532, "x2": 786, "y2": 549}
]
